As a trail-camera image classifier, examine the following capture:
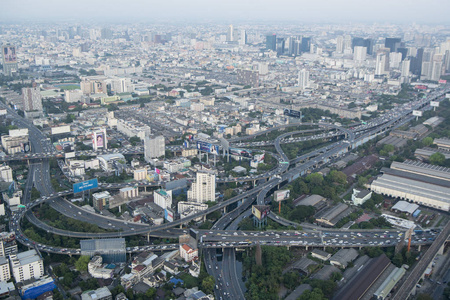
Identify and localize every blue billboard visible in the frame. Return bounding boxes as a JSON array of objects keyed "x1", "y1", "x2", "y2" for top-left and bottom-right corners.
[
  {"x1": 73, "y1": 178, "x2": 98, "y2": 193},
  {"x1": 196, "y1": 141, "x2": 219, "y2": 155}
]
